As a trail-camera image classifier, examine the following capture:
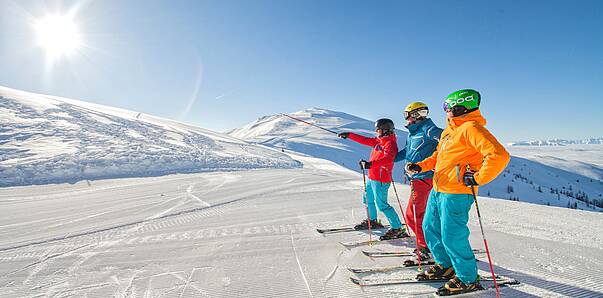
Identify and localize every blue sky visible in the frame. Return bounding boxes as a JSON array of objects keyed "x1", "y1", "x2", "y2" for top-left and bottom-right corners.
[{"x1": 1, "y1": 0, "x2": 602, "y2": 142}]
